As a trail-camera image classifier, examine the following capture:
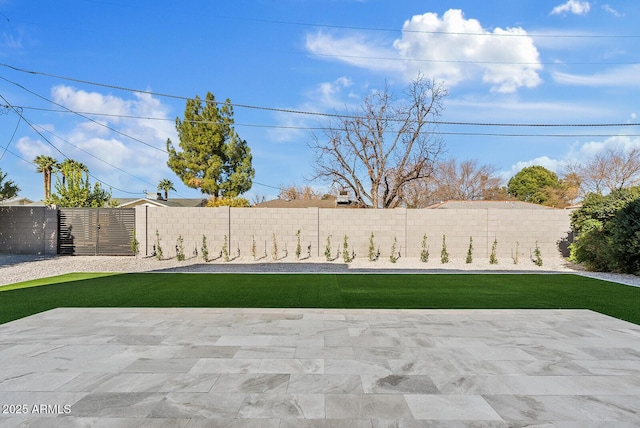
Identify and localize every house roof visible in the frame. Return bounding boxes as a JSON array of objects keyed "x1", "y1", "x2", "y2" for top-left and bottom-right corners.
[
  {"x1": 0, "y1": 197, "x2": 35, "y2": 206},
  {"x1": 253, "y1": 197, "x2": 339, "y2": 209},
  {"x1": 115, "y1": 198, "x2": 207, "y2": 208},
  {"x1": 427, "y1": 200, "x2": 558, "y2": 210}
]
